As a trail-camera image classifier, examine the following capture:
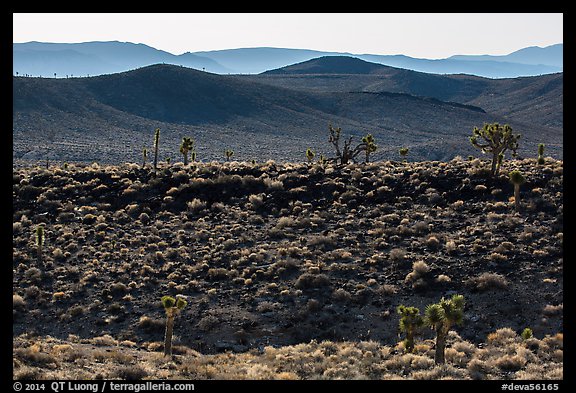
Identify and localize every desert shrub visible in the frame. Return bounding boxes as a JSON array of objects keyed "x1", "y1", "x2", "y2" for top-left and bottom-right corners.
[
  {"x1": 404, "y1": 260, "x2": 431, "y2": 290},
  {"x1": 14, "y1": 345, "x2": 57, "y2": 366},
  {"x1": 426, "y1": 235, "x2": 441, "y2": 250},
  {"x1": 332, "y1": 288, "x2": 353, "y2": 303},
  {"x1": 207, "y1": 268, "x2": 230, "y2": 281},
  {"x1": 197, "y1": 315, "x2": 219, "y2": 332},
  {"x1": 488, "y1": 252, "x2": 507, "y2": 262},
  {"x1": 487, "y1": 327, "x2": 519, "y2": 346},
  {"x1": 13, "y1": 294, "x2": 26, "y2": 309},
  {"x1": 389, "y1": 248, "x2": 406, "y2": 262},
  {"x1": 187, "y1": 198, "x2": 207, "y2": 212},
  {"x1": 295, "y1": 273, "x2": 331, "y2": 289},
  {"x1": 138, "y1": 316, "x2": 165, "y2": 333},
  {"x1": 138, "y1": 212, "x2": 151, "y2": 224},
  {"x1": 115, "y1": 365, "x2": 148, "y2": 380},
  {"x1": 542, "y1": 304, "x2": 563, "y2": 316},
  {"x1": 467, "y1": 272, "x2": 508, "y2": 291}
]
